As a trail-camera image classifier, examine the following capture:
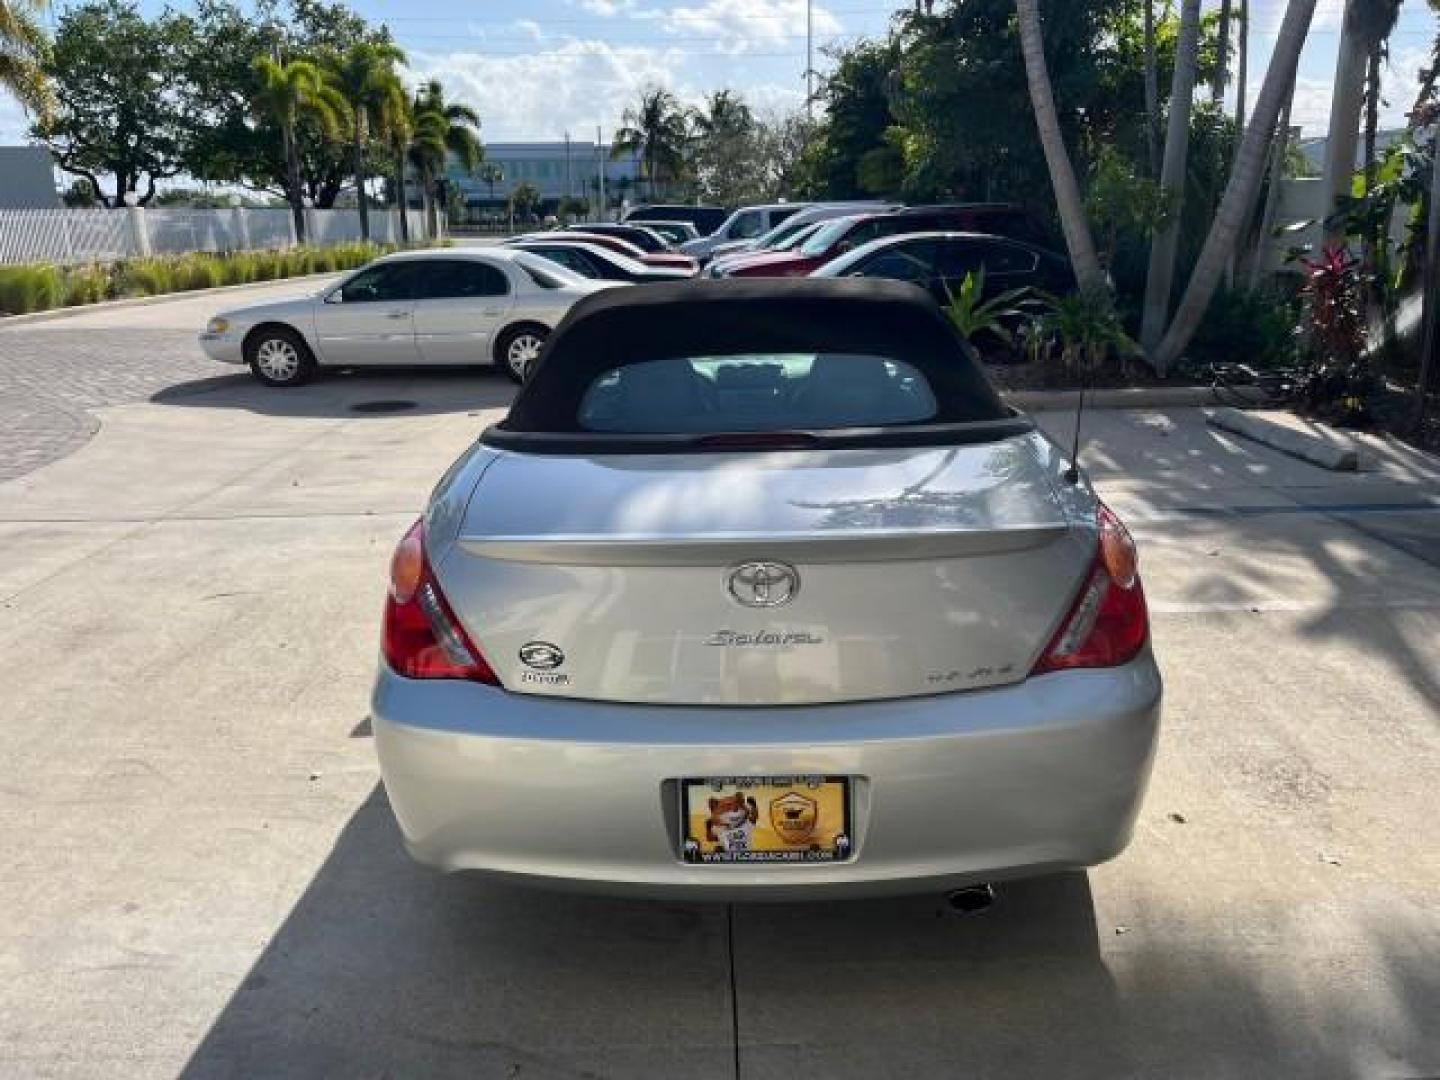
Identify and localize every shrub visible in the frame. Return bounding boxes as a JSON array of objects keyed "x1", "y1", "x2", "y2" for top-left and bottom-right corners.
[
  {"x1": 62, "y1": 264, "x2": 110, "y2": 306},
  {"x1": 1191, "y1": 286, "x2": 1298, "y2": 370},
  {"x1": 0, "y1": 264, "x2": 64, "y2": 314},
  {"x1": 113, "y1": 258, "x2": 174, "y2": 297}
]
